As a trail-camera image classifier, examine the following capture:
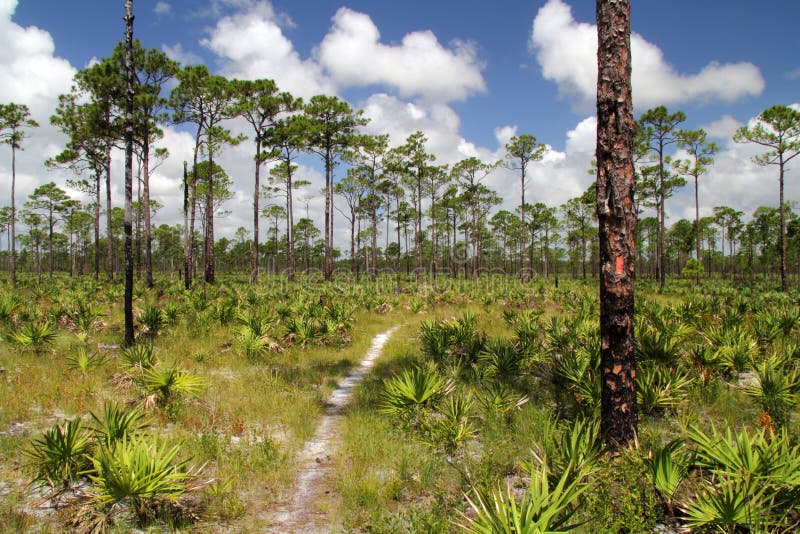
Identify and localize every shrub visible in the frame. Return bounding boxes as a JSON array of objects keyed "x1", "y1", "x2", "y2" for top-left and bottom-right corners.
[{"x1": 25, "y1": 419, "x2": 92, "y2": 489}]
